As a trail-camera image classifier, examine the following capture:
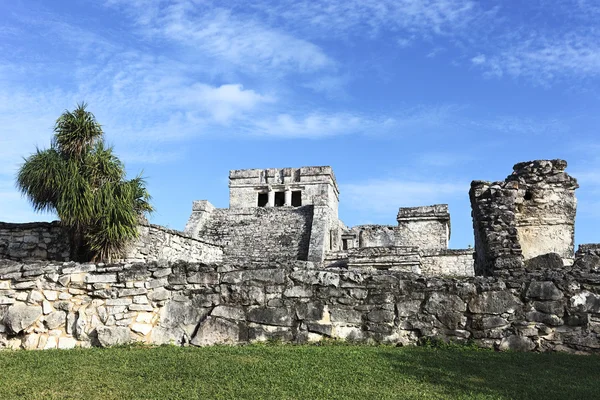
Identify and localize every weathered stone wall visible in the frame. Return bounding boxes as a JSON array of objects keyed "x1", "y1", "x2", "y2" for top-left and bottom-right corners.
[
  {"x1": 2, "y1": 253, "x2": 597, "y2": 353},
  {"x1": 355, "y1": 225, "x2": 397, "y2": 247},
  {"x1": 420, "y1": 249, "x2": 475, "y2": 277},
  {"x1": 0, "y1": 222, "x2": 70, "y2": 261},
  {"x1": 470, "y1": 160, "x2": 578, "y2": 276},
  {"x1": 192, "y1": 206, "x2": 314, "y2": 263},
  {"x1": 0, "y1": 222, "x2": 222, "y2": 265},
  {"x1": 396, "y1": 205, "x2": 450, "y2": 250},
  {"x1": 124, "y1": 225, "x2": 223, "y2": 264}
]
